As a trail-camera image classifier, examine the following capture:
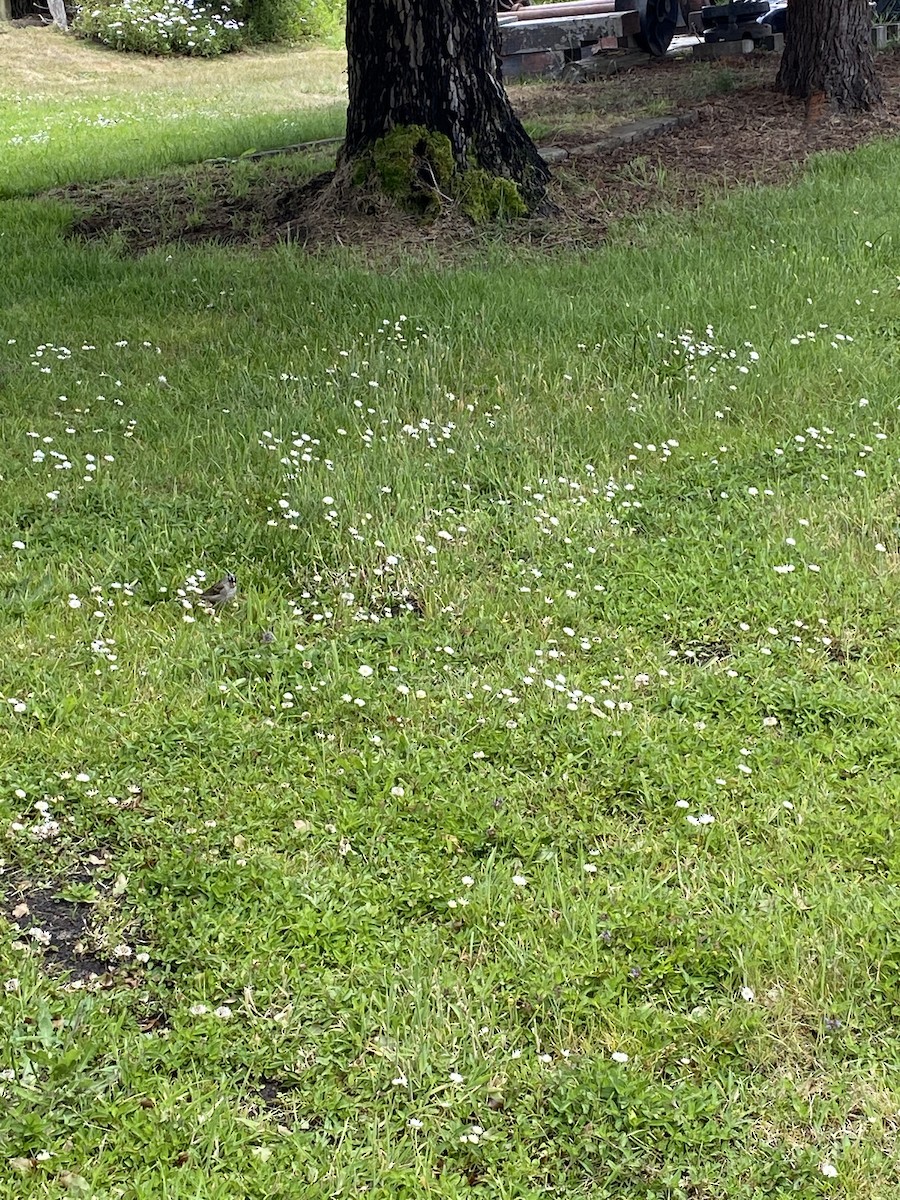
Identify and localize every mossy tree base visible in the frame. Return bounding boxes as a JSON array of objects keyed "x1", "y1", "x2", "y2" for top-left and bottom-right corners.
[
  {"x1": 340, "y1": 0, "x2": 551, "y2": 216},
  {"x1": 347, "y1": 125, "x2": 528, "y2": 222}
]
